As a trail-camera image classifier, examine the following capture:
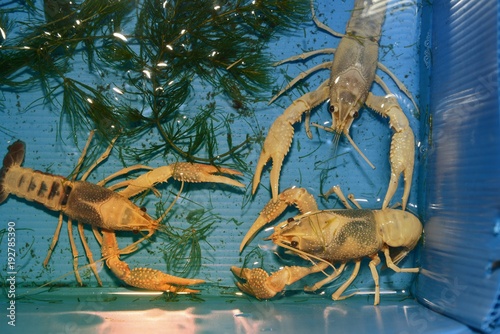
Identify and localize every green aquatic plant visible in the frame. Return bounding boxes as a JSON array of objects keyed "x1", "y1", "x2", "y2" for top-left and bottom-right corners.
[
  {"x1": 0, "y1": 0, "x2": 310, "y2": 169},
  {"x1": 160, "y1": 206, "x2": 219, "y2": 278}
]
